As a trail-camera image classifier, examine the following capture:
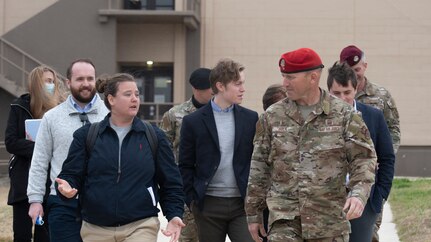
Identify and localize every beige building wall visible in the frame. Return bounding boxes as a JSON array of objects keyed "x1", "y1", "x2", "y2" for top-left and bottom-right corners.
[
  {"x1": 201, "y1": 0, "x2": 431, "y2": 146},
  {"x1": 117, "y1": 23, "x2": 187, "y2": 102},
  {"x1": 2, "y1": 0, "x2": 430, "y2": 146},
  {"x1": 0, "y1": 0, "x2": 58, "y2": 35}
]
